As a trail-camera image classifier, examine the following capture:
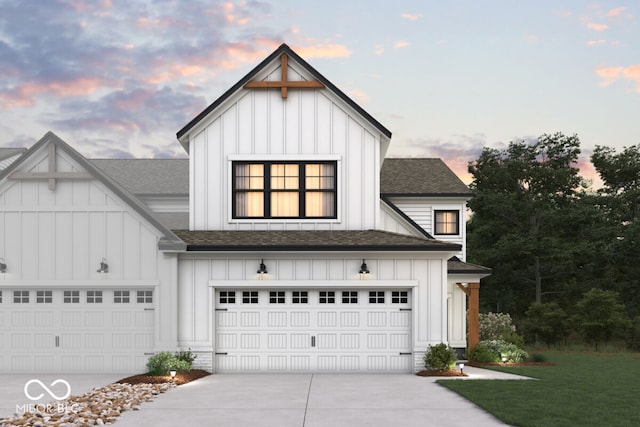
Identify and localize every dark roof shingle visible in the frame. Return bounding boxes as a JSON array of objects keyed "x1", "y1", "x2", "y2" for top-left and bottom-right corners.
[
  {"x1": 381, "y1": 158, "x2": 473, "y2": 197},
  {"x1": 90, "y1": 159, "x2": 188, "y2": 195},
  {"x1": 172, "y1": 230, "x2": 461, "y2": 252}
]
